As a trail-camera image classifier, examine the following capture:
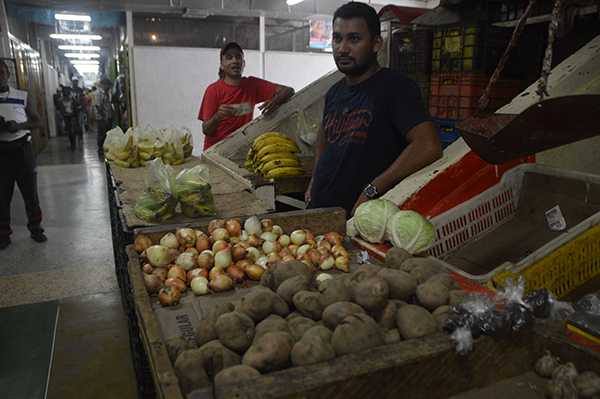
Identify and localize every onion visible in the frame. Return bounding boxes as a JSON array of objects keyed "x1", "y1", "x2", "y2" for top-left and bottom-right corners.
[
  {"x1": 134, "y1": 232, "x2": 152, "y2": 253},
  {"x1": 158, "y1": 285, "x2": 181, "y2": 306},
  {"x1": 170, "y1": 248, "x2": 181, "y2": 260},
  {"x1": 209, "y1": 273, "x2": 234, "y2": 292},
  {"x1": 232, "y1": 242, "x2": 248, "y2": 260},
  {"x1": 238, "y1": 229, "x2": 249, "y2": 242},
  {"x1": 304, "y1": 229, "x2": 316, "y2": 245},
  {"x1": 165, "y1": 277, "x2": 187, "y2": 293},
  {"x1": 211, "y1": 227, "x2": 230, "y2": 243},
  {"x1": 308, "y1": 249, "x2": 320, "y2": 265},
  {"x1": 316, "y1": 237, "x2": 331, "y2": 251},
  {"x1": 255, "y1": 256, "x2": 270, "y2": 269},
  {"x1": 247, "y1": 234, "x2": 265, "y2": 248},
  {"x1": 209, "y1": 266, "x2": 225, "y2": 280},
  {"x1": 246, "y1": 247, "x2": 261, "y2": 262},
  {"x1": 316, "y1": 273, "x2": 333, "y2": 283},
  {"x1": 195, "y1": 230, "x2": 205, "y2": 239},
  {"x1": 267, "y1": 252, "x2": 282, "y2": 263},
  {"x1": 277, "y1": 234, "x2": 291, "y2": 247},
  {"x1": 318, "y1": 253, "x2": 335, "y2": 271},
  {"x1": 288, "y1": 244, "x2": 300, "y2": 257},
  {"x1": 176, "y1": 252, "x2": 198, "y2": 271},
  {"x1": 190, "y1": 276, "x2": 210, "y2": 295},
  {"x1": 290, "y1": 230, "x2": 306, "y2": 246},
  {"x1": 160, "y1": 233, "x2": 180, "y2": 249},
  {"x1": 212, "y1": 240, "x2": 230, "y2": 253},
  {"x1": 281, "y1": 254, "x2": 296, "y2": 262},
  {"x1": 146, "y1": 245, "x2": 173, "y2": 267},
  {"x1": 197, "y1": 252, "x2": 214, "y2": 270},
  {"x1": 325, "y1": 231, "x2": 343, "y2": 246},
  {"x1": 225, "y1": 219, "x2": 242, "y2": 237},
  {"x1": 261, "y1": 218, "x2": 273, "y2": 232},
  {"x1": 184, "y1": 247, "x2": 199, "y2": 255},
  {"x1": 335, "y1": 256, "x2": 350, "y2": 273},
  {"x1": 317, "y1": 247, "x2": 329, "y2": 256},
  {"x1": 229, "y1": 236, "x2": 240, "y2": 244},
  {"x1": 196, "y1": 235, "x2": 212, "y2": 252},
  {"x1": 167, "y1": 265, "x2": 187, "y2": 282},
  {"x1": 297, "y1": 244, "x2": 311, "y2": 255},
  {"x1": 208, "y1": 219, "x2": 225, "y2": 235},
  {"x1": 187, "y1": 267, "x2": 209, "y2": 282},
  {"x1": 272, "y1": 225, "x2": 283, "y2": 238},
  {"x1": 244, "y1": 263, "x2": 265, "y2": 280},
  {"x1": 262, "y1": 240, "x2": 281, "y2": 255},
  {"x1": 260, "y1": 231, "x2": 278, "y2": 242},
  {"x1": 141, "y1": 263, "x2": 154, "y2": 275},
  {"x1": 214, "y1": 247, "x2": 233, "y2": 269},
  {"x1": 151, "y1": 267, "x2": 168, "y2": 281},
  {"x1": 176, "y1": 228, "x2": 197, "y2": 248},
  {"x1": 267, "y1": 259, "x2": 282, "y2": 268},
  {"x1": 244, "y1": 215, "x2": 263, "y2": 236},
  {"x1": 296, "y1": 254, "x2": 315, "y2": 272},
  {"x1": 226, "y1": 264, "x2": 245, "y2": 283},
  {"x1": 143, "y1": 273, "x2": 164, "y2": 295},
  {"x1": 236, "y1": 259, "x2": 253, "y2": 268}
]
